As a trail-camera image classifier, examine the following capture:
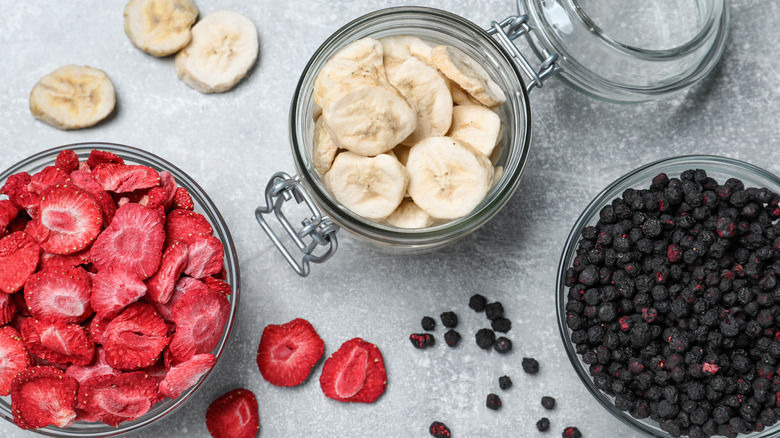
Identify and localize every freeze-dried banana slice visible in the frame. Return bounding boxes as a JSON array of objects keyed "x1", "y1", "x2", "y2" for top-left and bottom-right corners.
[
  {"x1": 448, "y1": 104, "x2": 502, "y2": 157},
  {"x1": 432, "y1": 45, "x2": 506, "y2": 107},
  {"x1": 313, "y1": 37, "x2": 386, "y2": 106},
  {"x1": 313, "y1": 116, "x2": 339, "y2": 174},
  {"x1": 386, "y1": 199, "x2": 436, "y2": 229},
  {"x1": 379, "y1": 35, "x2": 433, "y2": 71},
  {"x1": 29, "y1": 65, "x2": 116, "y2": 130},
  {"x1": 124, "y1": 0, "x2": 198, "y2": 57}
]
